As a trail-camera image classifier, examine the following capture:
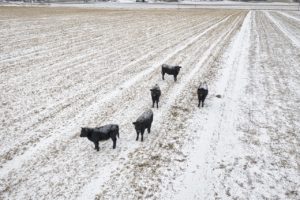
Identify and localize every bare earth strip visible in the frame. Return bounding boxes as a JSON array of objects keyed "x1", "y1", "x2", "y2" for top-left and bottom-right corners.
[{"x1": 0, "y1": 6, "x2": 299, "y2": 200}]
